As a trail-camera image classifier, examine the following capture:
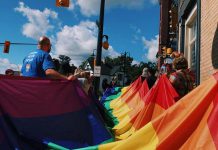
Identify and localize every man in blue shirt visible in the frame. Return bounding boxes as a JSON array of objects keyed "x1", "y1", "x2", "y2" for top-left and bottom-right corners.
[{"x1": 21, "y1": 36, "x2": 78, "y2": 80}]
